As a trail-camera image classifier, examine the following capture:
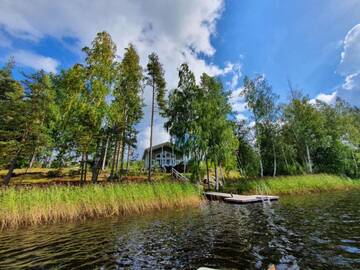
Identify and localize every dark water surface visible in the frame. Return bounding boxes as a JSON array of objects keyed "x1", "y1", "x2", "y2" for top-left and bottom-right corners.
[{"x1": 1, "y1": 191, "x2": 360, "y2": 270}]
